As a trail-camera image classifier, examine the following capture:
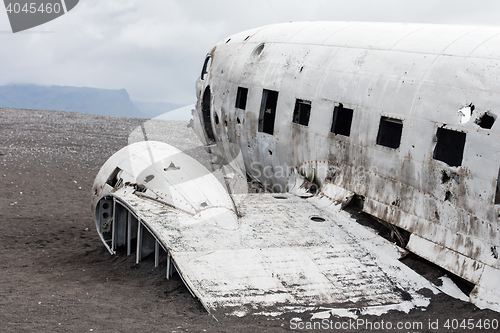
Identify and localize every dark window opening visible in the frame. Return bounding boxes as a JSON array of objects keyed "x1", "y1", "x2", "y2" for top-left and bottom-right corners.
[
  {"x1": 376, "y1": 116, "x2": 403, "y2": 149},
  {"x1": 106, "y1": 167, "x2": 121, "y2": 188},
  {"x1": 495, "y1": 168, "x2": 500, "y2": 205},
  {"x1": 235, "y1": 87, "x2": 248, "y2": 110},
  {"x1": 201, "y1": 87, "x2": 215, "y2": 142},
  {"x1": 258, "y1": 89, "x2": 278, "y2": 135},
  {"x1": 292, "y1": 99, "x2": 311, "y2": 126},
  {"x1": 331, "y1": 103, "x2": 354, "y2": 136},
  {"x1": 475, "y1": 112, "x2": 496, "y2": 129},
  {"x1": 201, "y1": 55, "x2": 211, "y2": 80},
  {"x1": 433, "y1": 127, "x2": 466, "y2": 167}
]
